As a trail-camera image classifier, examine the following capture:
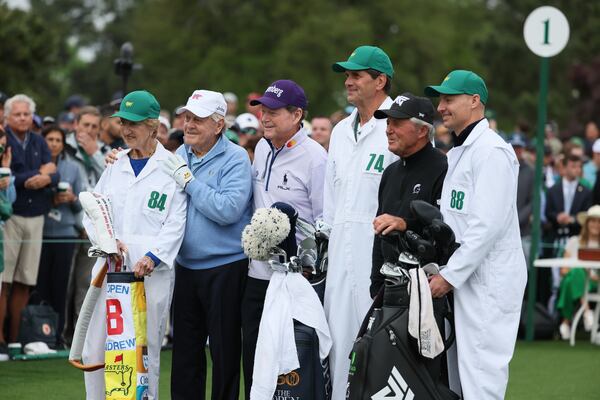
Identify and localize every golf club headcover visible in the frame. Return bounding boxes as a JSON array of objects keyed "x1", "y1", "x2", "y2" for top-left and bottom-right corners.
[
  {"x1": 242, "y1": 207, "x2": 291, "y2": 261},
  {"x1": 400, "y1": 230, "x2": 437, "y2": 264},
  {"x1": 271, "y1": 202, "x2": 298, "y2": 259},
  {"x1": 314, "y1": 218, "x2": 332, "y2": 239},
  {"x1": 410, "y1": 199, "x2": 443, "y2": 227},
  {"x1": 425, "y1": 219, "x2": 461, "y2": 265},
  {"x1": 79, "y1": 192, "x2": 118, "y2": 256}
]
